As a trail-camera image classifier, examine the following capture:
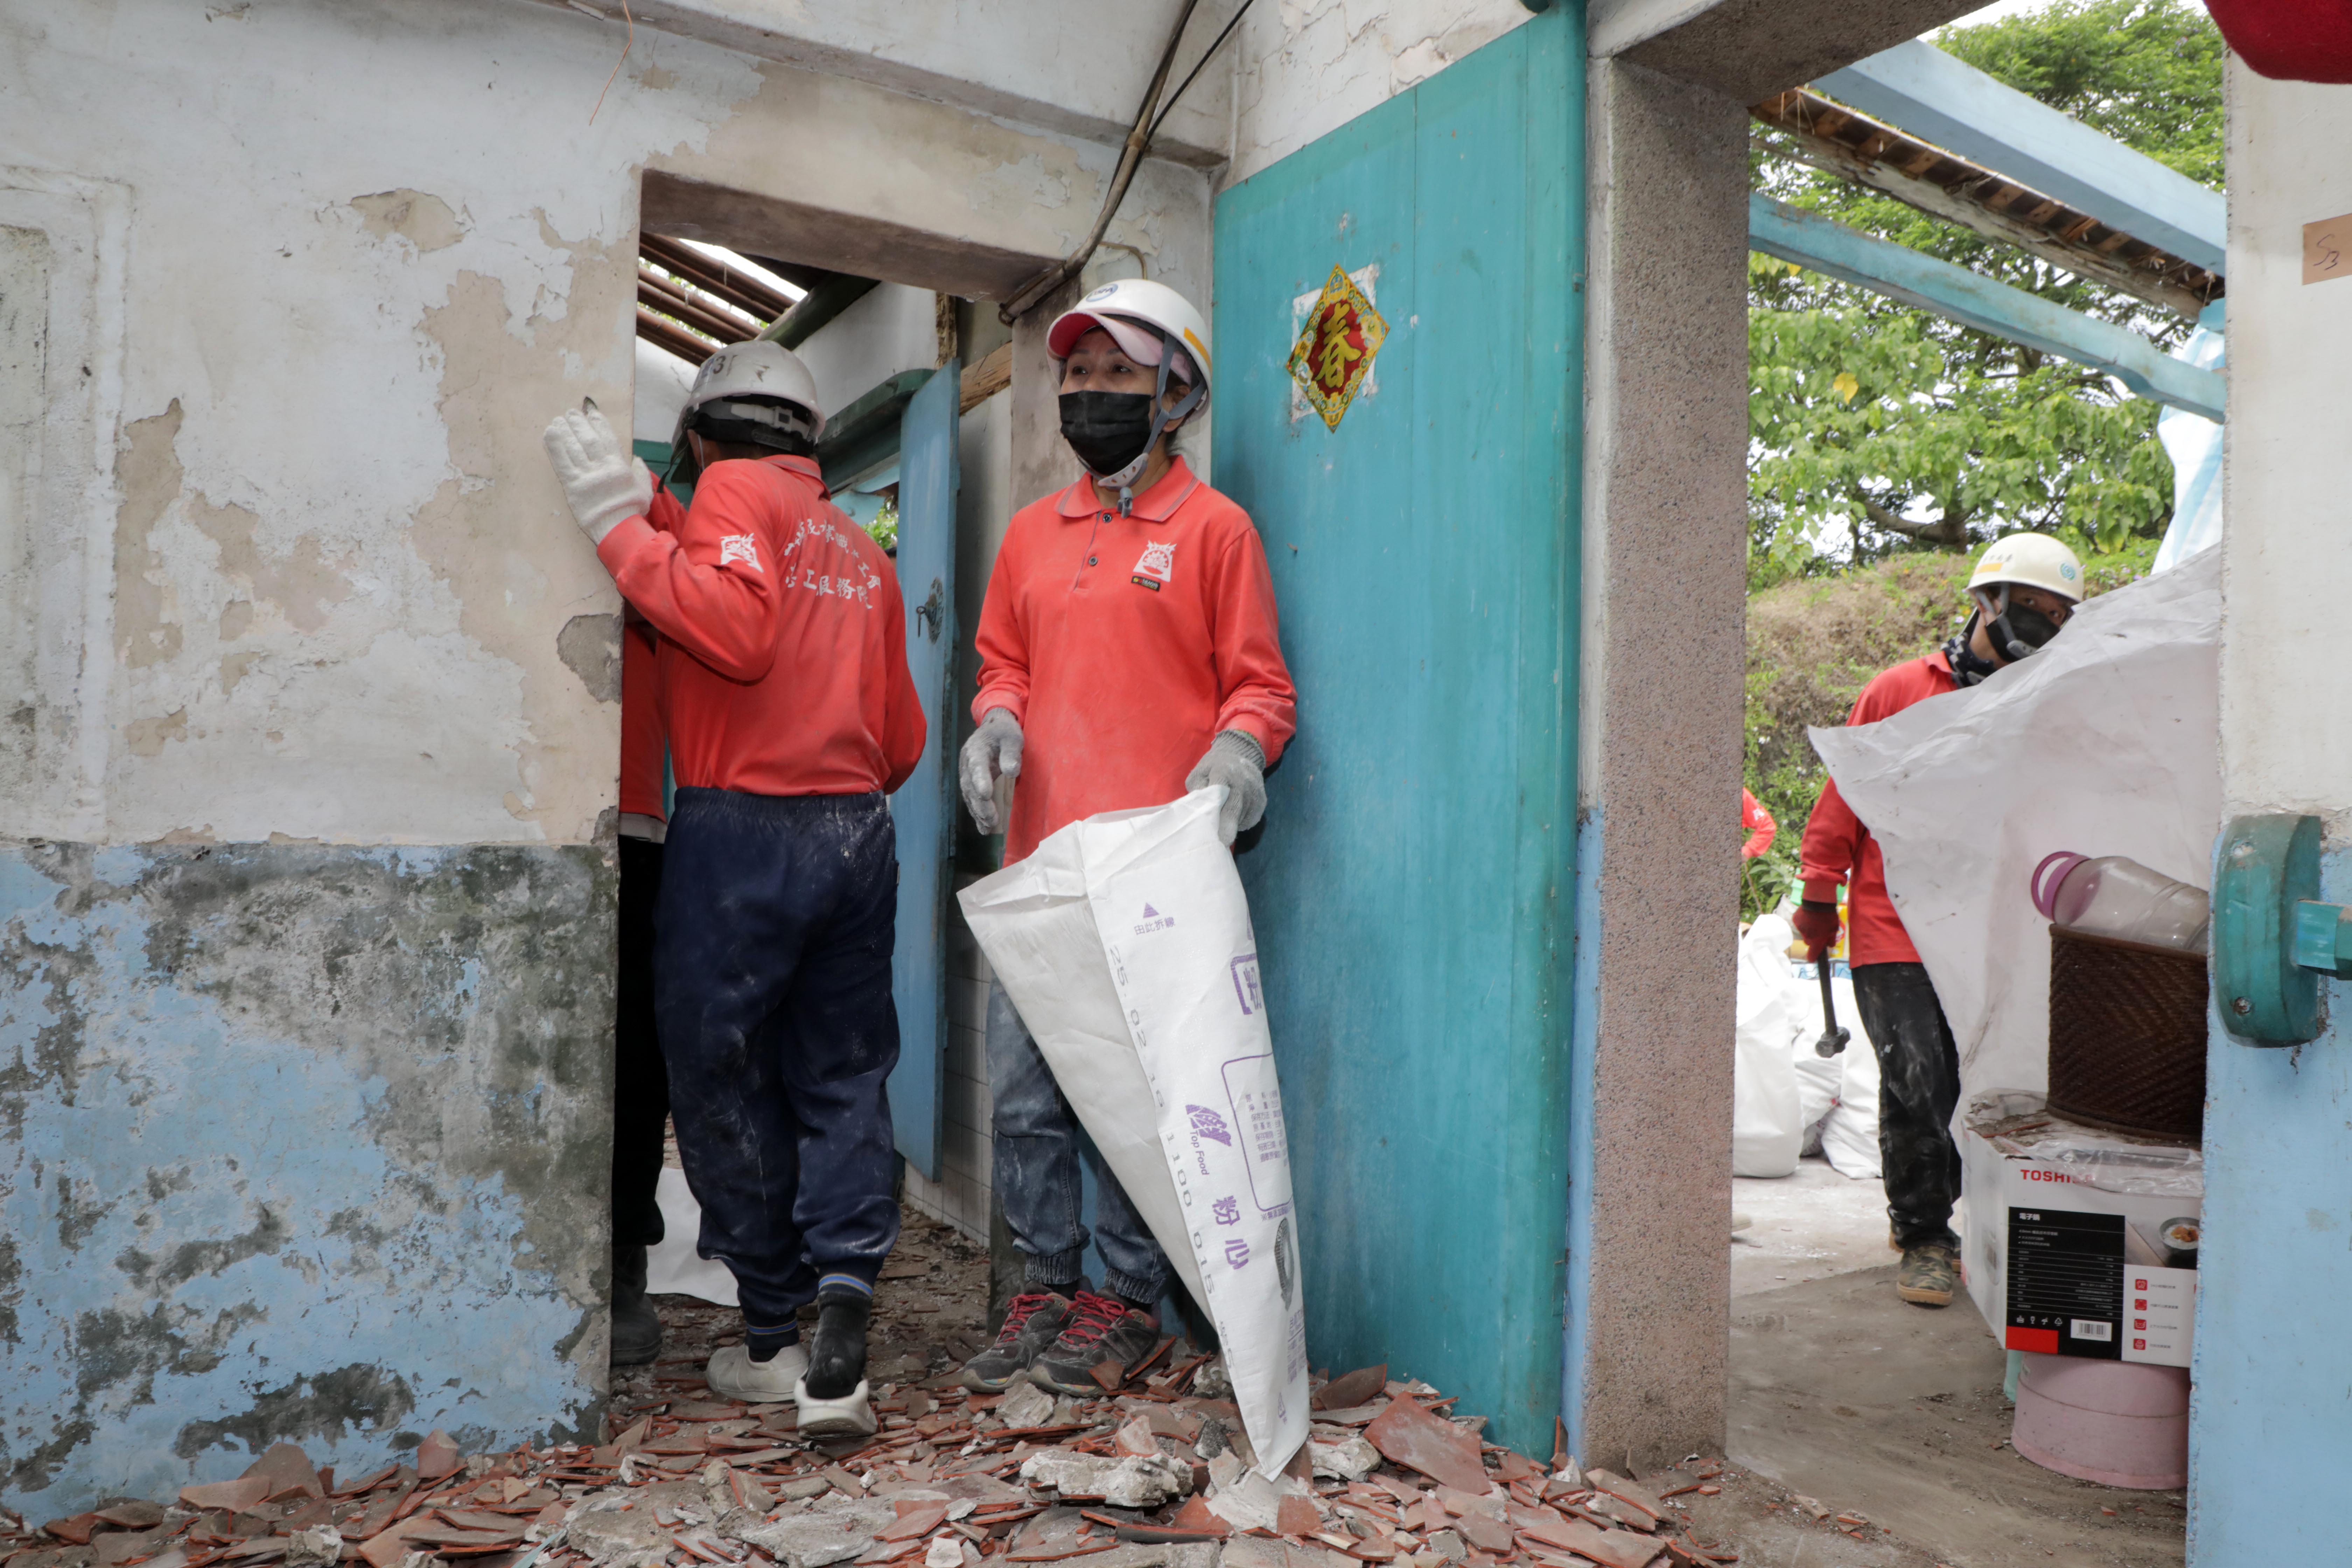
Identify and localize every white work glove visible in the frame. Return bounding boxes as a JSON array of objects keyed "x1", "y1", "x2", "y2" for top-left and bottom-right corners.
[
  {"x1": 542, "y1": 398, "x2": 654, "y2": 545},
  {"x1": 960, "y1": 707, "x2": 1024, "y2": 833},
  {"x1": 1186, "y1": 729, "x2": 1267, "y2": 847}
]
